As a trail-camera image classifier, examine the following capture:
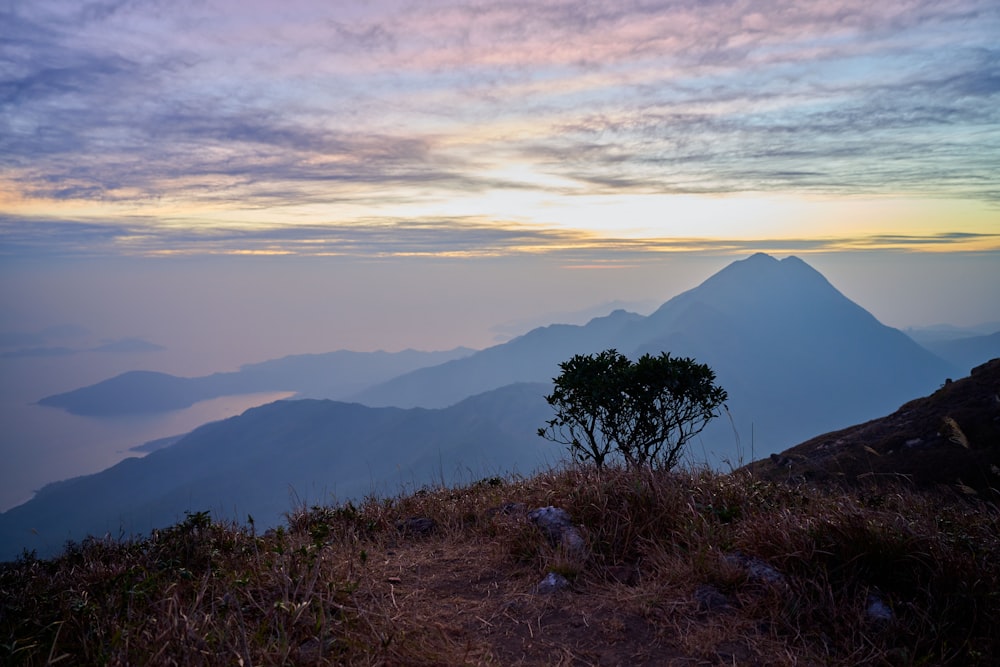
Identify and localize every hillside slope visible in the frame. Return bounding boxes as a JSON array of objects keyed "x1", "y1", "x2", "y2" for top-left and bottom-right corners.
[
  {"x1": 4, "y1": 465, "x2": 998, "y2": 665},
  {"x1": 746, "y1": 358, "x2": 1000, "y2": 492},
  {"x1": 0, "y1": 383, "x2": 554, "y2": 561}
]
